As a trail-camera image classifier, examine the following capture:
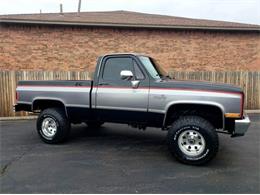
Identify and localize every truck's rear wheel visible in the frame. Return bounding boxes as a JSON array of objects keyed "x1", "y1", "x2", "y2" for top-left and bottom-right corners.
[
  {"x1": 37, "y1": 108, "x2": 70, "y2": 144},
  {"x1": 167, "y1": 116, "x2": 219, "y2": 165}
]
